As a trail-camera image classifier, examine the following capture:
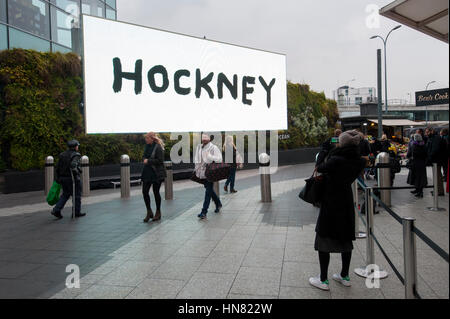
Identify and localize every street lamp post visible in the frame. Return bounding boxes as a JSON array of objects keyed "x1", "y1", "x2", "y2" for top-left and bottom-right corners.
[
  {"x1": 370, "y1": 25, "x2": 402, "y2": 114},
  {"x1": 425, "y1": 81, "x2": 436, "y2": 125}
]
